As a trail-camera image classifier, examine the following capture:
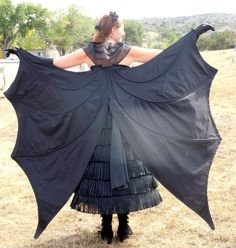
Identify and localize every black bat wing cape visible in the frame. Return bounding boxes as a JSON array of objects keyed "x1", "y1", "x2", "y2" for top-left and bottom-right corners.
[{"x1": 3, "y1": 24, "x2": 222, "y2": 239}]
